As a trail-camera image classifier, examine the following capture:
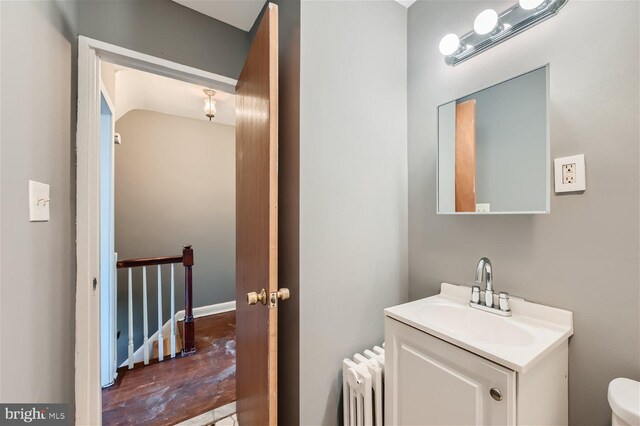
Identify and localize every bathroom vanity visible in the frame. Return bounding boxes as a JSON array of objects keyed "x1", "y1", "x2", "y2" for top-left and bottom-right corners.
[{"x1": 384, "y1": 283, "x2": 573, "y2": 425}]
